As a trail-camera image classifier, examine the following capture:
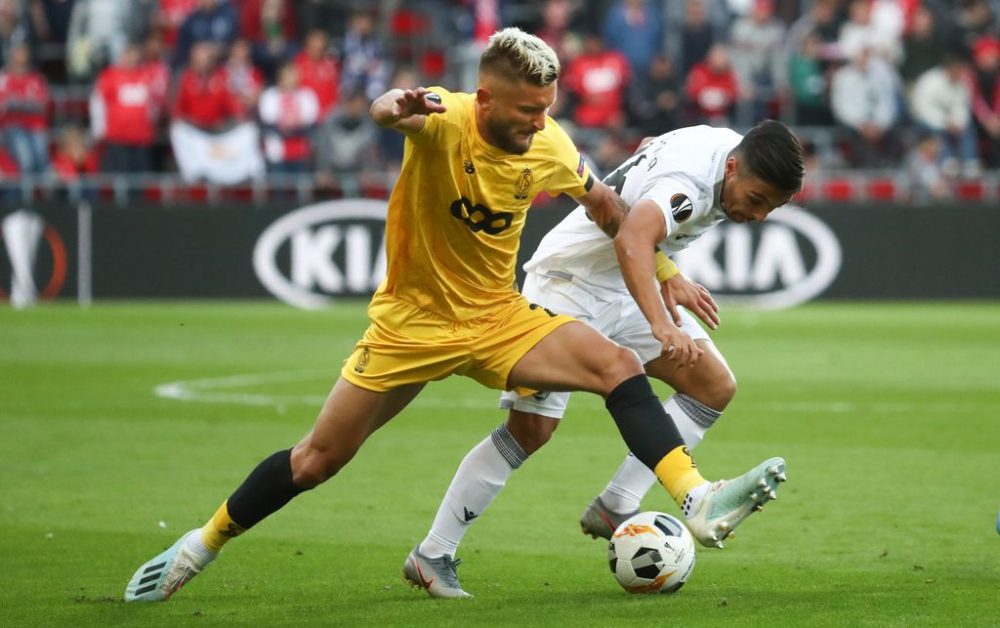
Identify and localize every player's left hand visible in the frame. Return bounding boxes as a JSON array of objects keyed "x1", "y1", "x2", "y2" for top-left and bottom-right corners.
[{"x1": 661, "y1": 274, "x2": 719, "y2": 330}]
